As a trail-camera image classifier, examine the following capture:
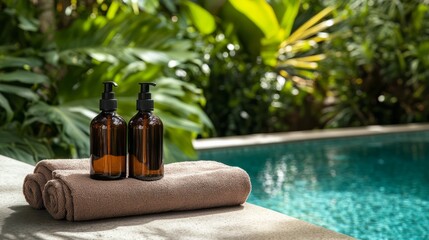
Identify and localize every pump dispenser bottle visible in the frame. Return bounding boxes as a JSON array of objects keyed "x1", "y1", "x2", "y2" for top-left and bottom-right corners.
[
  {"x1": 90, "y1": 81, "x2": 126, "y2": 180},
  {"x1": 129, "y1": 82, "x2": 164, "y2": 181}
]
